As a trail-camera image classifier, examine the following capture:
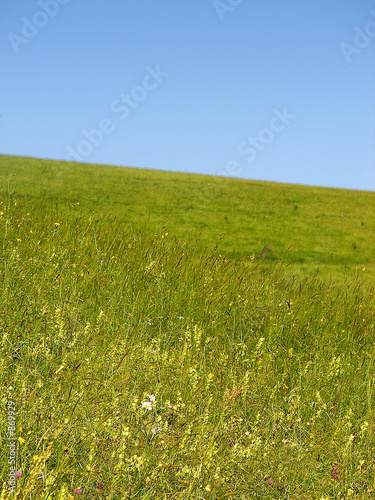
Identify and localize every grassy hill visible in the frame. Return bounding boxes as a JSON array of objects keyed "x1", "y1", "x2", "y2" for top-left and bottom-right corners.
[
  {"x1": 0, "y1": 155, "x2": 374, "y2": 499},
  {"x1": 1, "y1": 154, "x2": 374, "y2": 284}
]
